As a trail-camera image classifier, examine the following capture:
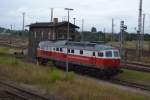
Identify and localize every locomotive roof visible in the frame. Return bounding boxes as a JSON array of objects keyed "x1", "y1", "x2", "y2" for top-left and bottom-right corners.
[{"x1": 39, "y1": 40, "x2": 116, "y2": 51}]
